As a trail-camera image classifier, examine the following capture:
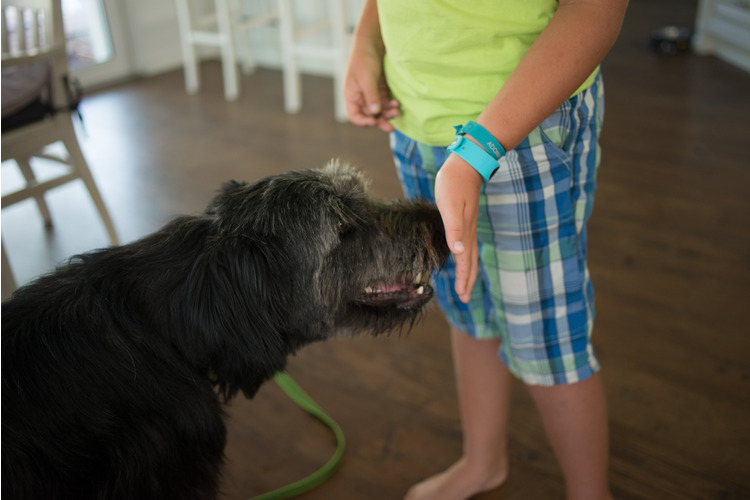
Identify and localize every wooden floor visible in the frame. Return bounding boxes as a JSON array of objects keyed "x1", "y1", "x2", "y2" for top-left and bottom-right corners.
[{"x1": 3, "y1": 0, "x2": 749, "y2": 498}]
